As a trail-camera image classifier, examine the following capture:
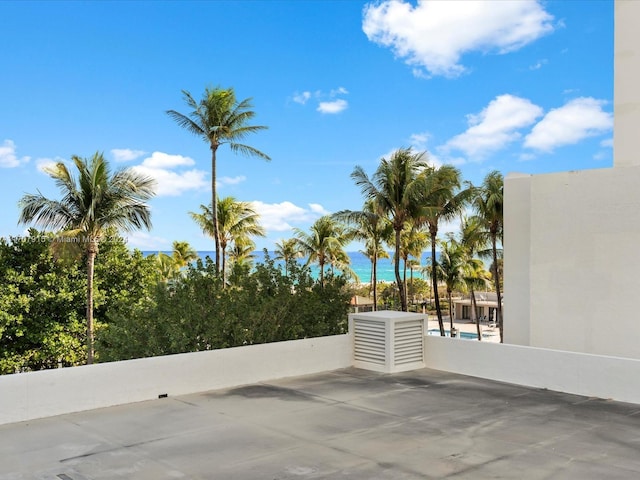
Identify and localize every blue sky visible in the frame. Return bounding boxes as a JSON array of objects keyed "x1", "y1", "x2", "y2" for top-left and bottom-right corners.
[{"x1": 0, "y1": 0, "x2": 613, "y2": 251}]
